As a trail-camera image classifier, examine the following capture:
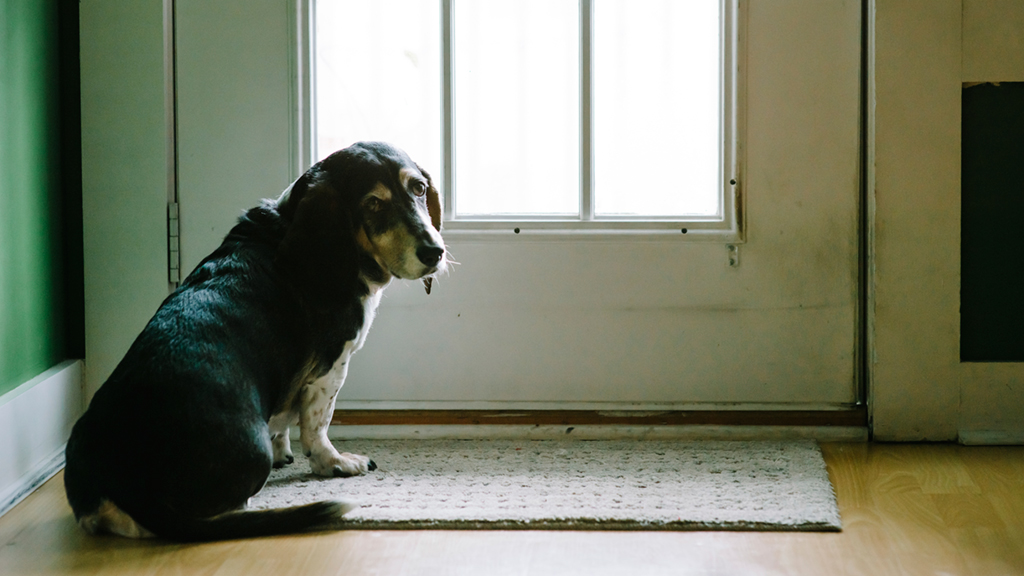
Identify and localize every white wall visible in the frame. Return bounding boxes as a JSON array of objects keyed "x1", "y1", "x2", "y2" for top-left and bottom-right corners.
[
  {"x1": 870, "y1": 0, "x2": 1024, "y2": 442},
  {"x1": 80, "y1": 0, "x2": 172, "y2": 400}
]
